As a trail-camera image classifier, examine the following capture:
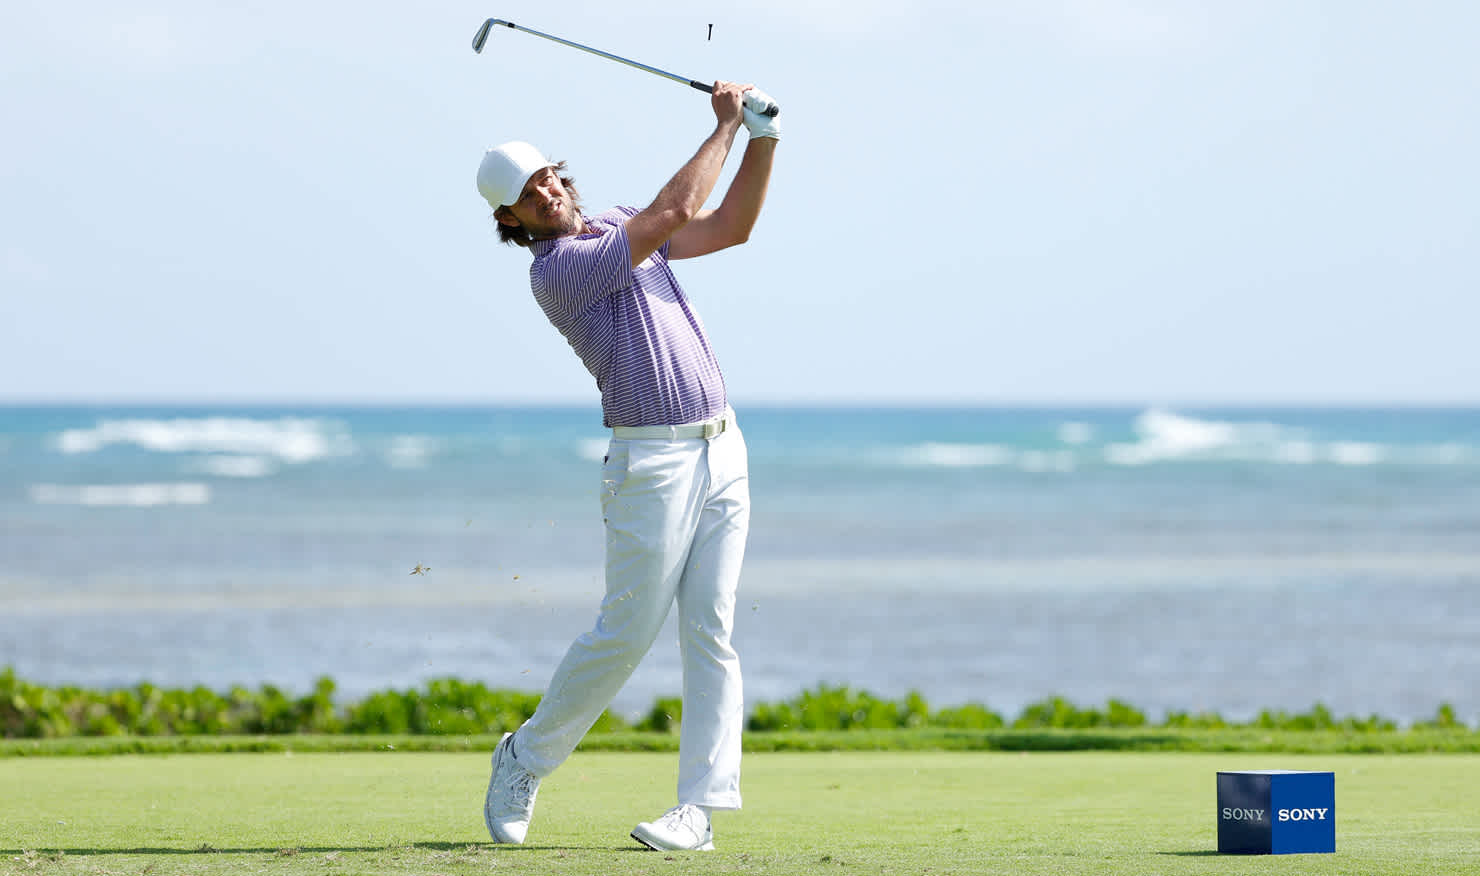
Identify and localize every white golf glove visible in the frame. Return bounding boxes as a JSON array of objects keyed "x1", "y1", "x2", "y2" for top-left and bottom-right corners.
[{"x1": 742, "y1": 88, "x2": 781, "y2": 140}]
